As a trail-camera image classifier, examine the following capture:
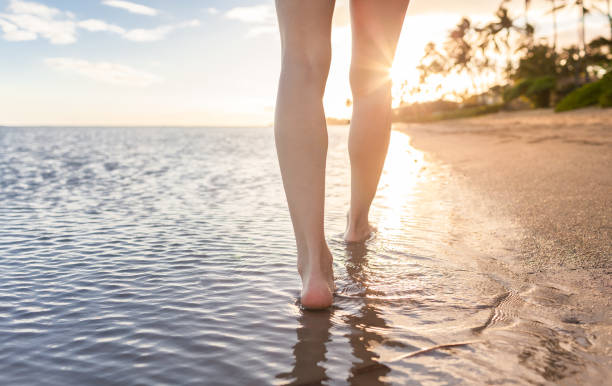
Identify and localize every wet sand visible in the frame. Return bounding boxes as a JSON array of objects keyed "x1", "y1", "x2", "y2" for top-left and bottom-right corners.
[{"x1": 397, "y1": 108, "x2": 612, "y2": 377}]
